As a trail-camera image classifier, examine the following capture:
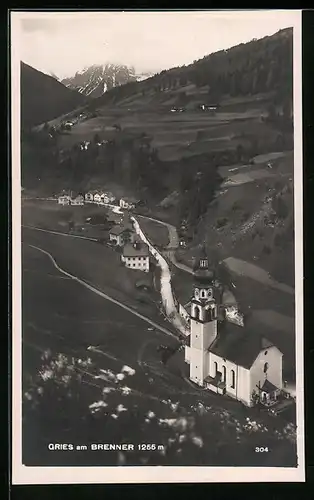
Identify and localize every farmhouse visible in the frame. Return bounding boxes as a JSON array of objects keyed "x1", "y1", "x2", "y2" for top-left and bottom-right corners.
[
  {"x1": 109, "y1": 223, "x2": 136, "y2": 247},
  {"x1": 85, "y1": 191, "x2": 96, "y2": 202},
  {"x1": 71, "y1": 194, "x2": 84, "y2": 205},
  {"x1": 101, "y1": 192, "x2": 116, "y2": 204},
  {"x1": 119, "y1": 196, "x2": 139, "y2": 210},
  {"x1": 184, "y1": 247, "x2": 284, "y2": 407},
  {"x1": 58, "y1": 195, "x2": 71, "y2": 205},
  {"x1": 107, "y1": 212, "x2": 123, "y2": 226},
  {"x1": 121, "y1": 240, "x2": 150, "y2": 272},
  {"x1": 93, "y1": 193, "x2": 104, "y2": 204}
]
